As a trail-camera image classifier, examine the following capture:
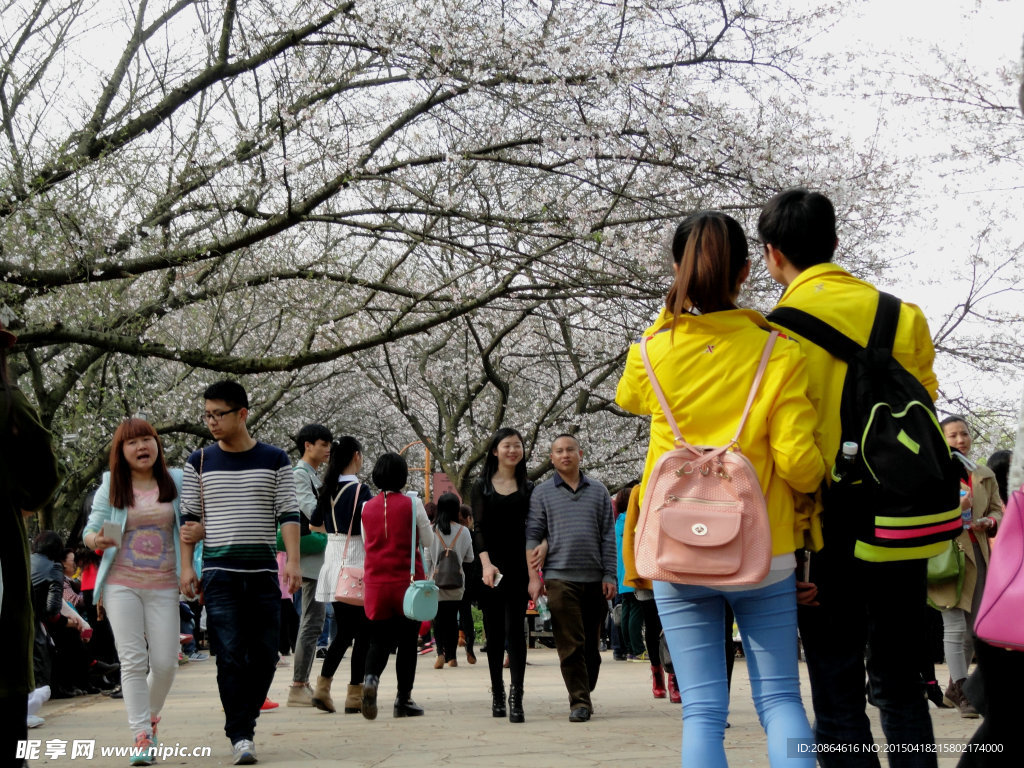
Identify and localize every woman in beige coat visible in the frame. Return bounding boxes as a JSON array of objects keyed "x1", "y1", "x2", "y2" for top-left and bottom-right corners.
[{"x1": 928, "y1": 416, "x2": 1003, "y2": 717}]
